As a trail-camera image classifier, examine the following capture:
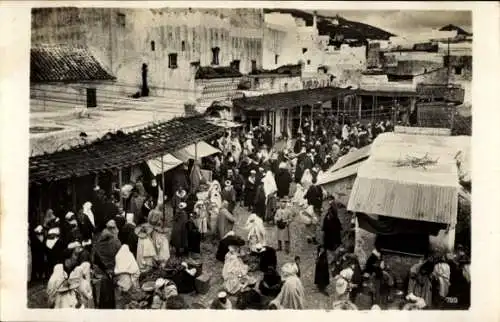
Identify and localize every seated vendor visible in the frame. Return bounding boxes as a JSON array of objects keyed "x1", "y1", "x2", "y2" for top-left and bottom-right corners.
[
  {"x1": 254, "y1": 243, "x2": 277, "y2": 272},
  {"x1": 171, "y1": 262, "x2": 197, "y2": 294},
  {"x1": 259, "y1": 266, "x2": 283, "y2": 298},
  {"x1": 236, "y1": 276, "x2": 263, "y2": 310},
  {"x1": 222, "y1": 244, "x2": 252, "y2": 295}
]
